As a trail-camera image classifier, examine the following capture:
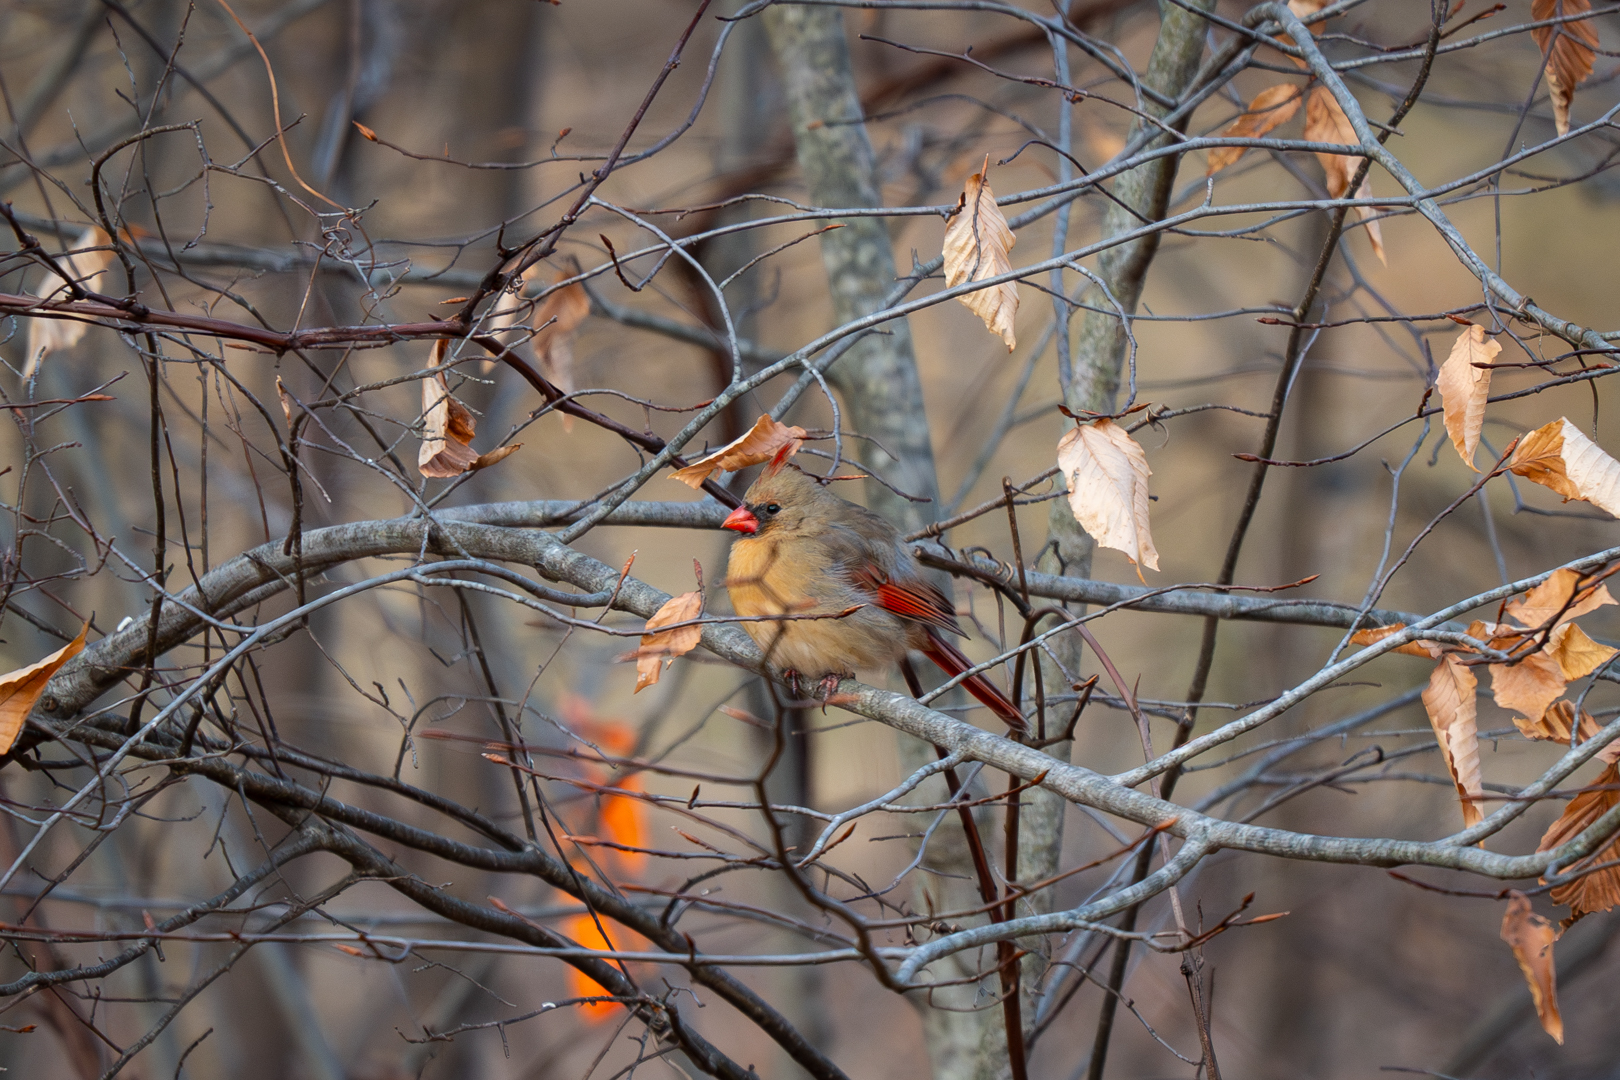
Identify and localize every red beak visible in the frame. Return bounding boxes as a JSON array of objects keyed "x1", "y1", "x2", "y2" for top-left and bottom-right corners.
[{"x1": 722, "y1": 505, "x2": 759, "y2": 534}]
